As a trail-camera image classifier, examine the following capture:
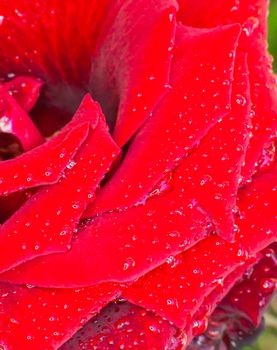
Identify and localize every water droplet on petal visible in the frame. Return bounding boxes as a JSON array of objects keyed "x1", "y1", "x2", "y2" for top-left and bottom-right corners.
[
  {"x1": 235, "y1": 94, "x2": 246, "y2": 106},
  {"x1": 123, "y1": 257, "x2": 136, "y2": 271},
  {"x1": 260, "y1": 278, "x2": 276, "y2": 294},
  {"x1": 200, "y1": 174, "x2": 212, "y2": 186},
  {"x1": 66, "y1": 160, "x2": 77, "y2": 170},
  {"x1": 242, "y1": 17, "x2": 259, "y2": 37}
]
